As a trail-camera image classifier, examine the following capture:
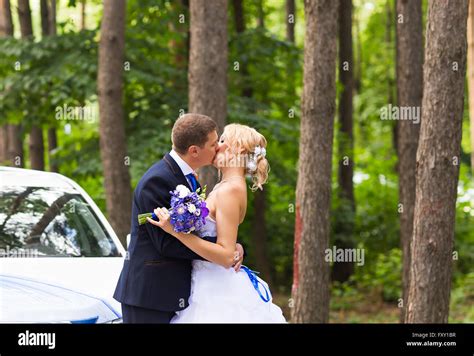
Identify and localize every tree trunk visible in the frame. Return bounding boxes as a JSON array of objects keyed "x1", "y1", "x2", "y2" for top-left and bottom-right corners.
[
  {"x1": 40, "y1": 0, "x2": 48, "y2": 36},
  {"x1": 189, "y1": 0, "x2": 228, "y2": 193},
  {"x1": 285, "y1": 0, "x2": 296, "y2": 98},
  {"x1": 233, "y1": 0, "x2": 244, "y2": 32},
  {"x1": 257, "y1": 0, "x2": 265, "y2": 28},
  {"x1": 406, "y1": 0, "x2": 468, "y2": 324},
  {"x1": 0, "y1": 0, "x2": 20, "y2": 168},
  {"x1": 333, "y1": 0, "x2": 355, "y2": 283},
  {"x1": 0, "y1": 0, "x2": 14, "y2": 165},
  {"x1": 17, "y1": 0, "x2": 33, "y2": 38},
  {"x1": 0, "y1": 0, "x2": 13, "y2": 36},
  {"x1": 29, "y1": 126, "x2": 45, "y2": 170},
  {"x1": 49, "y1": 0, "x2": 56, "y2": 35},
  {"x1": 18, "y1": 0, "x2": 45, "y2": 171},
  {"x1": 80, "y1": 0, "x2": 86, "y2": 30},
  {"x1": 253, "y1": 189, "x2": 273, "y2": 285},
  {"x1": 7, "y1": 125, "x2": 23, "y2": 167},
  {"x1": 396, "y1": 0, "x2": 423, "y2": 322},
  {"x1": 291, "y1": 0, "x2": 339, "y2": 323},
  {"x1": 41, "y1": 0, "x2": 56, "y2": 175},
  {"x1": 468, "y1": 0, "x2": 474, "y2": 176},
  {"x1": 0, "y1": 126, "x2": 8, "y2": 164},
  {"x1": 286, "y1": 0, "x2": 295, "y2": 43},
  {"x1": 44, "y1": 0, "x2": 58, "y2": 172},
  {"x1": 98, "y1": 0, "x2": 132, "y2": 247},
  {"x1": 48, "y1": 128, "x2": 58, "y2": 172},
  {"x1": 386, "y1": 0, "x2": 398, "y2": 158}
]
